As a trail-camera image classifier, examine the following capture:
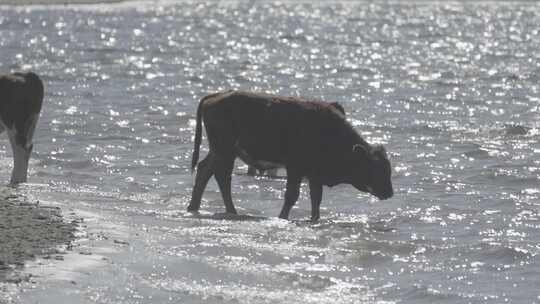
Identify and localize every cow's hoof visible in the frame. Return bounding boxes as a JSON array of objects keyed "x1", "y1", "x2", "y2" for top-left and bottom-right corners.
[
  {"x1": 225, "y1": 208, "x2": 237, "y2": 215},
  {"x1": 186, "y1": 205, "x2": 200, "y2": 212}
]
